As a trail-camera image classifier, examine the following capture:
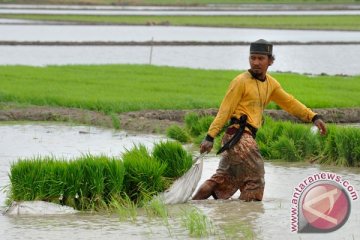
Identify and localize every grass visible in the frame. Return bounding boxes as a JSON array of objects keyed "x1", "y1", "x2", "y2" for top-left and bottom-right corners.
[
  {"x1": 0, "y1": 0, "x2": 358, "y2": 5},
  {"x1": 1, "y1": 64, "x2": 358, "y2": 113},
  {"x1": 1, "y1": 14, "x2": 360, "y2": 31}
]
